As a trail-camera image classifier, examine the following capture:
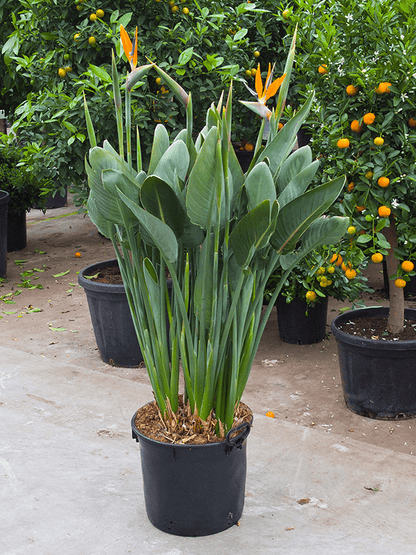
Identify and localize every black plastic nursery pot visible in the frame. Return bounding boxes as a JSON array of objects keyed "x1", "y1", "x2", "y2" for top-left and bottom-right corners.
[
  {"x1": 78, "y1": 259, "x2": 144, "y2": 367},
  {"x1": 0, "y1": 190, "x2": 9, "y2": 277},
  {"x1": 331, "y1": 307, "x2": 416, "y2": 420},
  {"x1": 131, "y1": 408, "x2": 252, "y2": 537},
  {"x1": 7, "y1": 209, "x2": 27, "y2": 252},
  {"x1": 277, "y1": 295, "x2": 328, "y2": 345}
]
